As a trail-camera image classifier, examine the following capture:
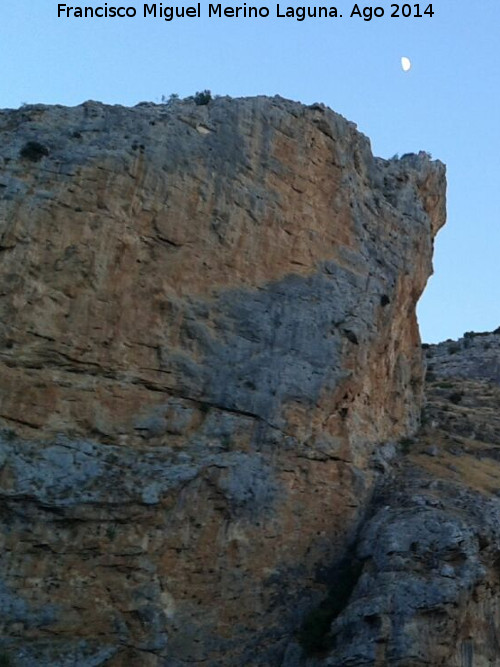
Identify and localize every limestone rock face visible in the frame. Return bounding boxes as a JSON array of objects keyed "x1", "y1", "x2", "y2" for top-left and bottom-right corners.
[
  {"x1": 303, "y1": 335, "x2": 500, "y2": 667},
  {"x1": 0, "y1": 96, "x2": 445, "y2": 666}
]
